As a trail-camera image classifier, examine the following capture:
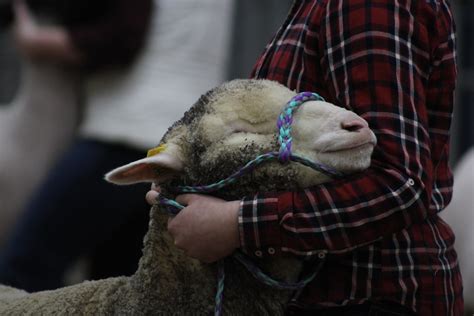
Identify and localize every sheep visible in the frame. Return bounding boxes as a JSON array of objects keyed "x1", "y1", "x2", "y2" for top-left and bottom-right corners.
[
  {"x1": 0, "y1": 60, "x2": 80, "y2": 247},
  {"x1": 0, "y1": 79, "x2": 376, "y2": 315}
]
